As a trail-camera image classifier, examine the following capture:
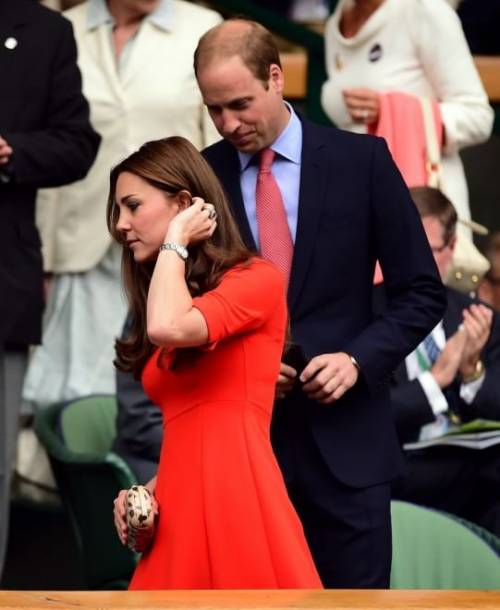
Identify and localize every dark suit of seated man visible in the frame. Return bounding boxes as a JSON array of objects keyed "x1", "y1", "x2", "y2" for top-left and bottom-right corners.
[{"x1": 389, "y1": 186, "x2": 500, "y2": 538}]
